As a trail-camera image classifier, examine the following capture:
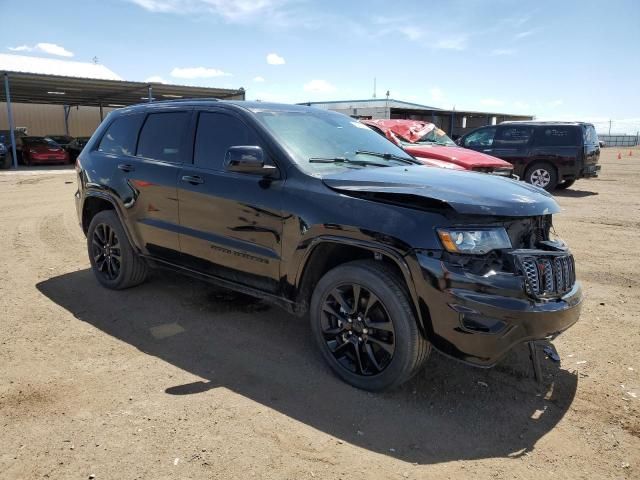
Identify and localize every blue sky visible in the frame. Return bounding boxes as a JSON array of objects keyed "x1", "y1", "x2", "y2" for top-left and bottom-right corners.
[{"x1": 3, "y1": 0, "x2": 640, "y2": 133}]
